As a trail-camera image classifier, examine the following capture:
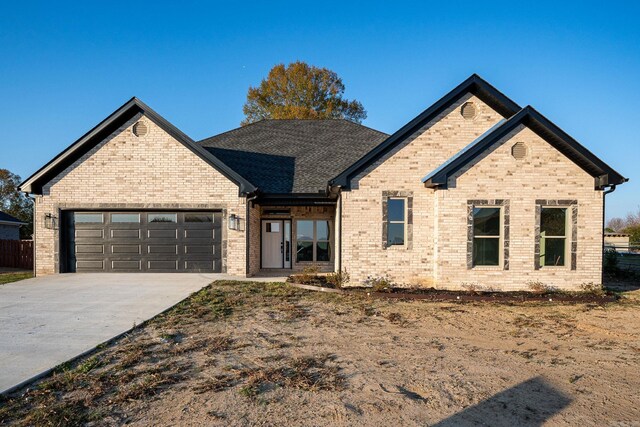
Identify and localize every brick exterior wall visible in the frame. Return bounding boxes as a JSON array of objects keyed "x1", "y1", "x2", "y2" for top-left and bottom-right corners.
[
  {"x1": 340, "y1": 93, "x2": 604, "y2": 290},
  {"x1": 34, "y1": 113, "x2": 248, "y2": 276}
]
